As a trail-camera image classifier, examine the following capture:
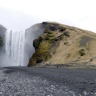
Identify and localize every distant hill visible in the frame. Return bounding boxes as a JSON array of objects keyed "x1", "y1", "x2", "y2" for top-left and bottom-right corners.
[{"x1": 28, "y1": 22, "x2": 96, "y2": 68}]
